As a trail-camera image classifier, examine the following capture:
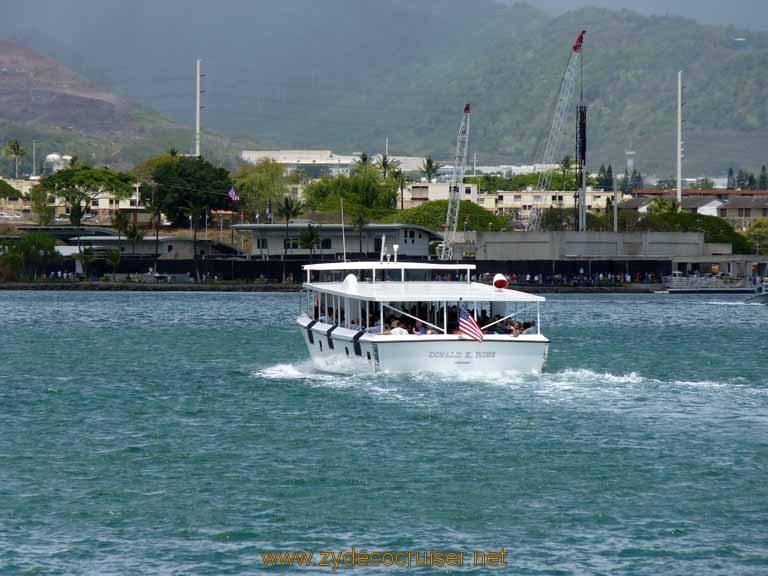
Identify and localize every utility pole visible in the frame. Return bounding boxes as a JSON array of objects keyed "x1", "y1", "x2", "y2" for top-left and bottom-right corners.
[
  {"x1": 676, "y1": 70, "x2": 684, "y2": 205},
  {"x1": 195, "y1": 59, "x2": 203, "y2": 157},
  {"x1": 31, "y1": 140, "x2": 36, "y2": 177},
  {"x1": 473, "y1": 152, "x2": 477, "y2": 176}
]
